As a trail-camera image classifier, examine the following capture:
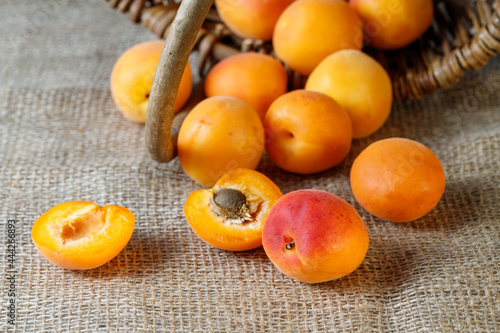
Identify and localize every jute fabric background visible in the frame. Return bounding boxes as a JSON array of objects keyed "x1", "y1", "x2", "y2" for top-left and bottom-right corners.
[{"x1": 0, "y1": 1, "x2": 499, "y2": 332}]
